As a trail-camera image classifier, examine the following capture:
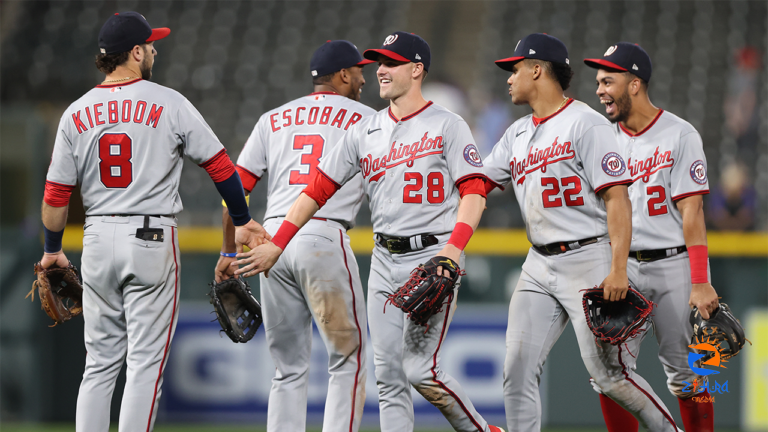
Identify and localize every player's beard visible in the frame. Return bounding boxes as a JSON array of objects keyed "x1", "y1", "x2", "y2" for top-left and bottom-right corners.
[
  {"x1": 609, "y1": 89, "x2": 632, "y2": 123},
  {"x1": 140, "y1": 47, "x2": 153, "y2": 80}
]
